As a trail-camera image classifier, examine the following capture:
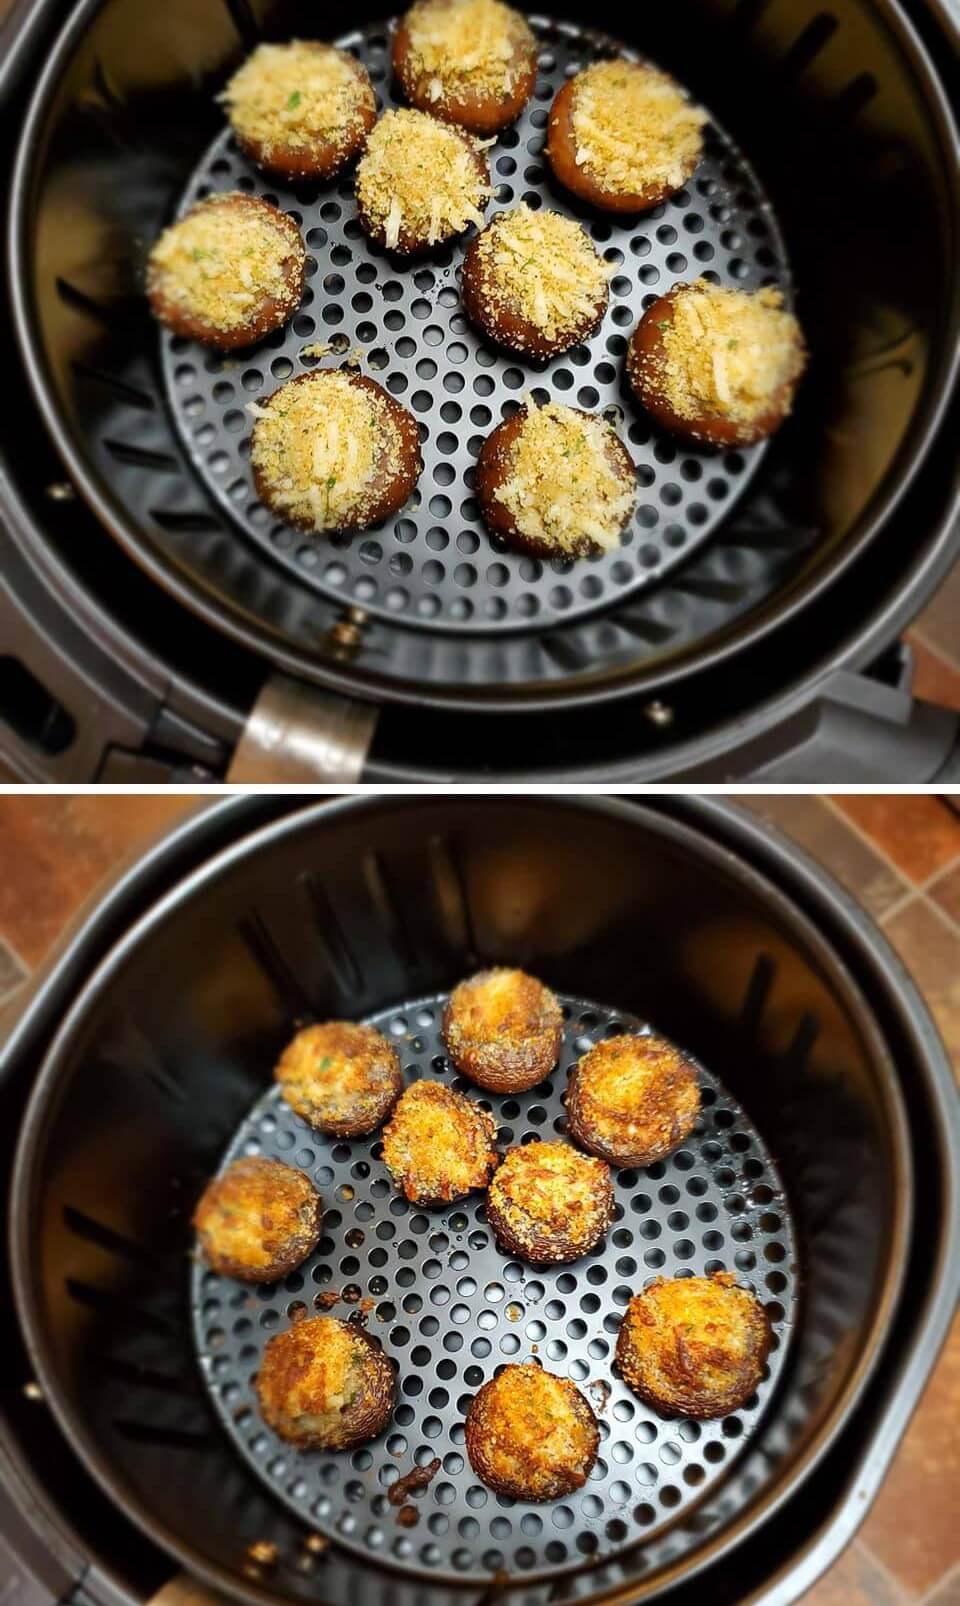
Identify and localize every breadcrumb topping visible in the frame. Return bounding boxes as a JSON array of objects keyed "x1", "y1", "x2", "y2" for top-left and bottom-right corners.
[
  {"x1": 275, "y1": 1022, "x2": 401, "y2": 1130},
  {"x1": 258, "y1": 1316, "x2": 362, "y2": 1430},
  {"x1": 219, "y1": 42, "x2": 373, "y2": 161},
  {"x1": 616, "y1": 1274, "x2": 769, "y2": 1415},
  {"x1": 194, "y1": 1157, "x2": 318, "y2": 1273},
  {"x1": 249, "y1": 370, "x2": 403, "y2": 531},
  {"x1": 402, "y1": 0, "x2": 534, "y2": 102},
  {"x1": 571, "y1": 1032, "x2": 700, "y2": 1160},
  {"x1": 472, "y1": 205, "x2": 611, "y2": 344},
  {"x1": 488, "y1": 1142, "x2": 612, "y2": 1252},
  {"x1": 356, "y1": 109, "x2": 490, "y2": 249},
  {"x1": 148, "y1": 195, "x2": 300, "y2": 332},
  {"x1": 382, "y1": 1081, "x2": 498, "y2": 1202},
  {"x1": 571, "y1": 60, "x2": 705, "y2": 197},
  {"x1": 468, "y1": 1365, "x2": 597, "y2": 1498},
  {"x1": 651, "y1": 280, "x2": 805, "y2": 426},
  {"x1": 496, "y1": 400, "x2": 635, "y2": 554}
]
